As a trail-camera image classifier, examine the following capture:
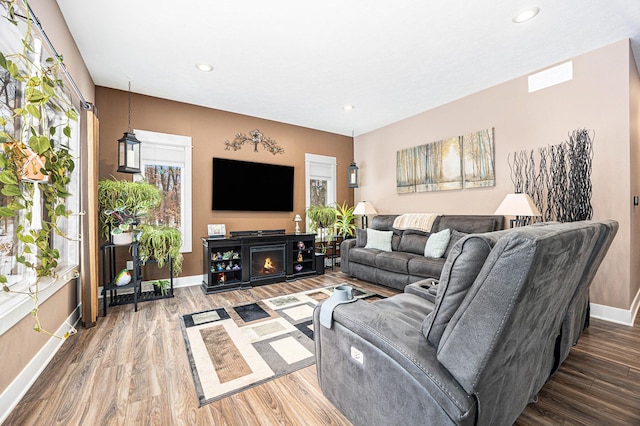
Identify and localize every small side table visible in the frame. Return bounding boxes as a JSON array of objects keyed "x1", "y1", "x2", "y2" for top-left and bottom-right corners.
[{"x1": 315, "y1": 253, "x2": 325, "y2": 275}]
